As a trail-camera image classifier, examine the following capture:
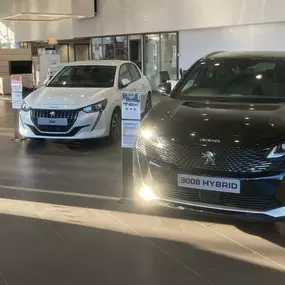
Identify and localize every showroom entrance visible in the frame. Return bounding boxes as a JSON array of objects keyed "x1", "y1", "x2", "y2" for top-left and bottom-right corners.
[{"x1": 90, "y1": 32, "x2": 179, "y2": 91}]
